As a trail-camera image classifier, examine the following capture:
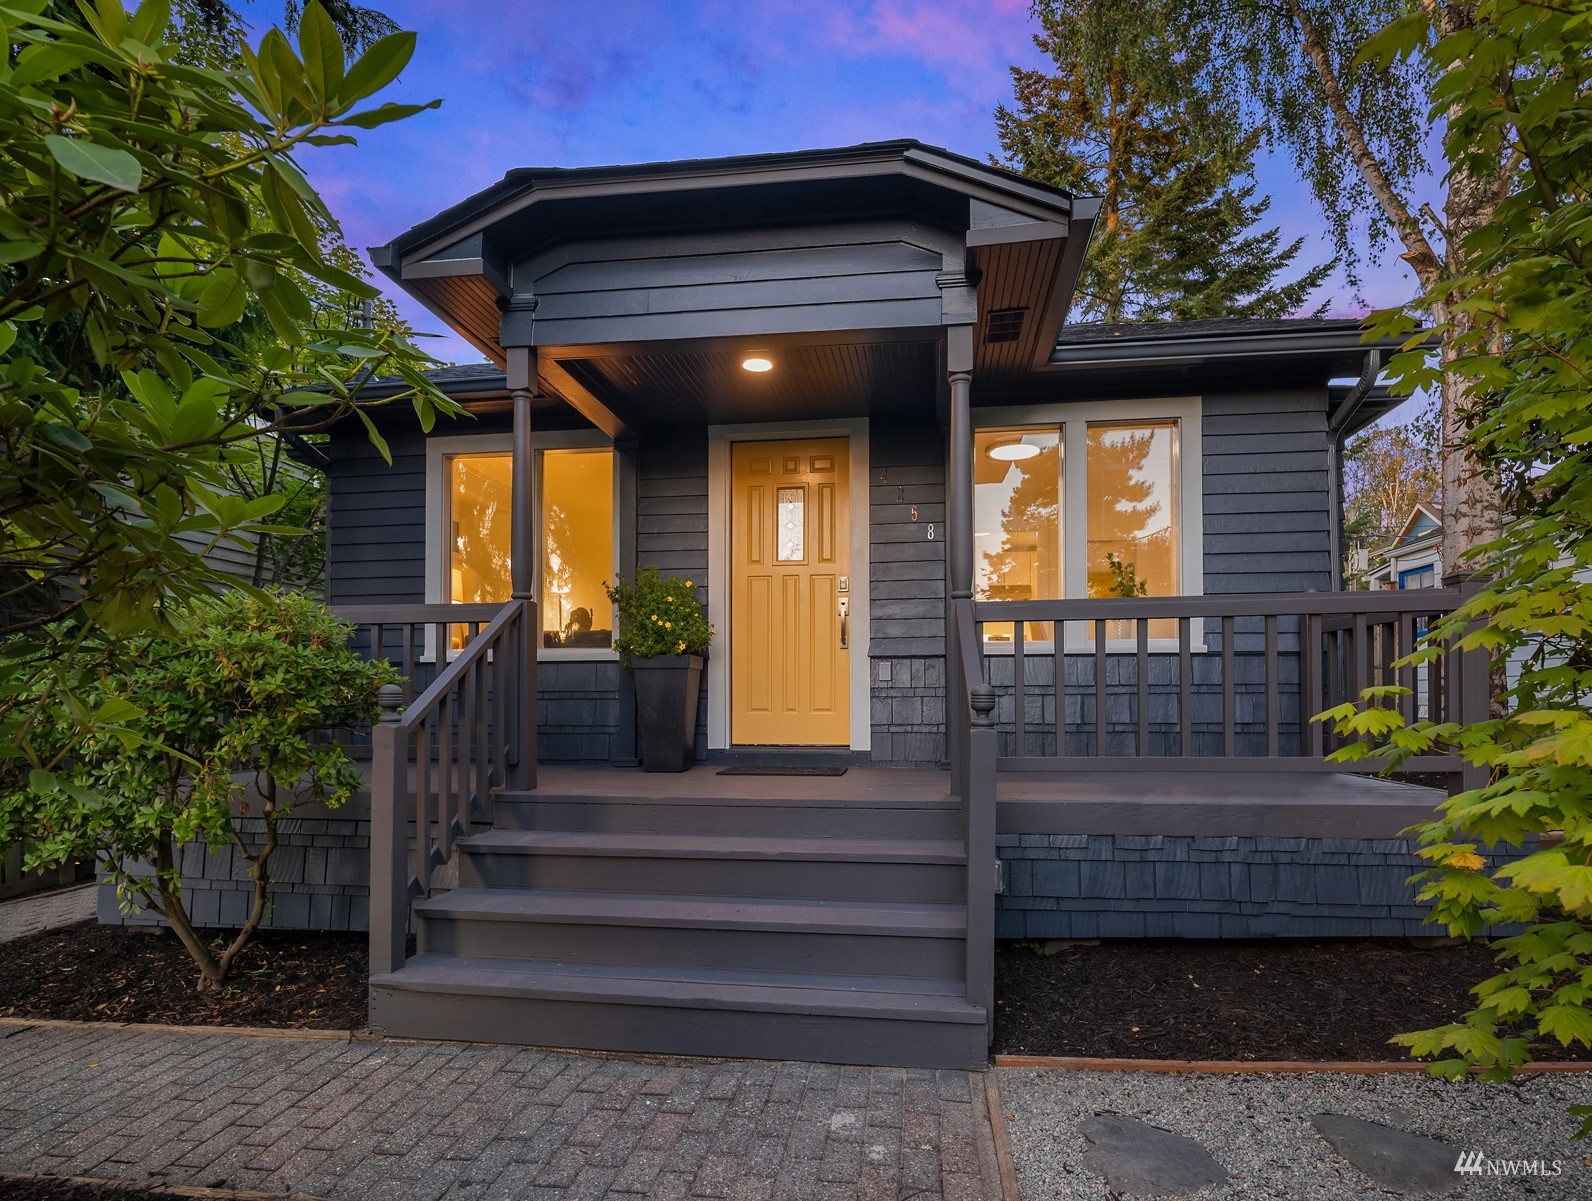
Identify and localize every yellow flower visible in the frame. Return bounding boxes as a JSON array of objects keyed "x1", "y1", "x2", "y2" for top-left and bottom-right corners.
[
  {"x1": 684, "y1": 580, "x2": 693, "y2": 588},
  {"x1": 651, "y1": 614, "x2": 658, "y2": 621},
  {"x1": 678, "y1": 641, "x2": 686, "y2": 652},
  {"x1": 666, "y1": 596, "x2": 674, "y2": 603},
  {"x1": 1444, "y1": 850, "x2": 1488, "y2": 871},
  {"x1": 665, "y1": 621, "x2": 672, "y2": 629}
]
